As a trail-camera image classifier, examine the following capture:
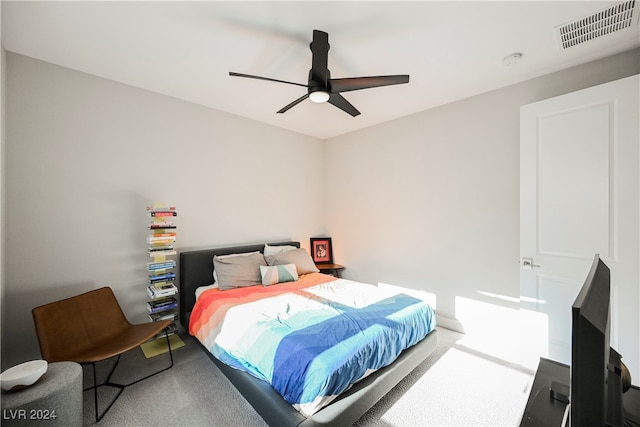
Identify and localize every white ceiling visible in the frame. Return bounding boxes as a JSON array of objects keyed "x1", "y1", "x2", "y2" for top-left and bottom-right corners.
[{"x1": 2, "y1": 1, "x2": 639, "y2": 139}]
